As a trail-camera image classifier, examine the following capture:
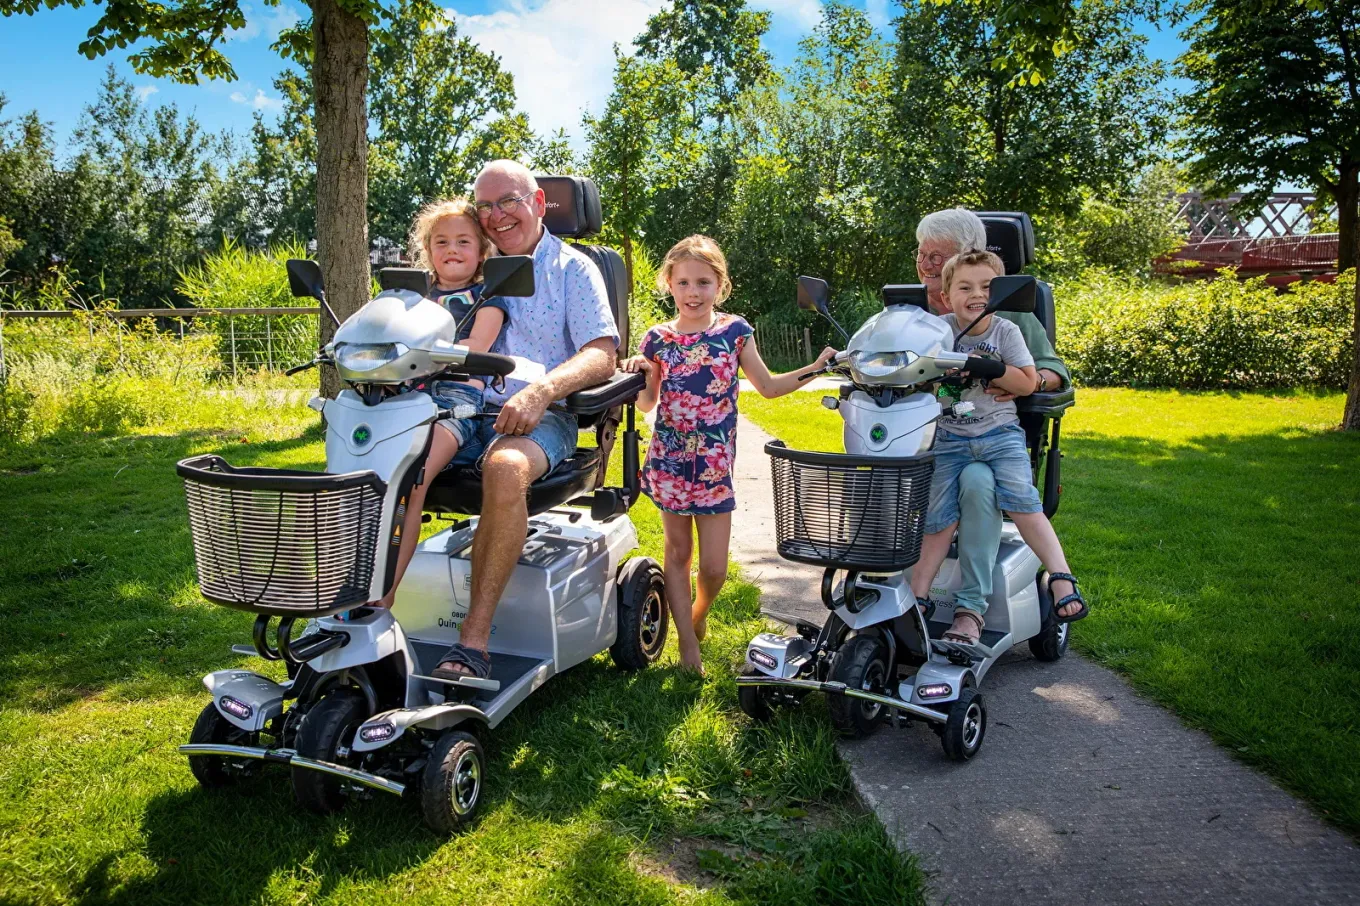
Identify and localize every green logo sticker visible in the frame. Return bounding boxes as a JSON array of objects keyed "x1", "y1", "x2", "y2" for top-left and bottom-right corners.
[
  {"x1": 352, "y1": 424, "x2": 372, "y2": 446},
  {"x1": 870, "y1": 424, "x2": 887, "y2": 443}
]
